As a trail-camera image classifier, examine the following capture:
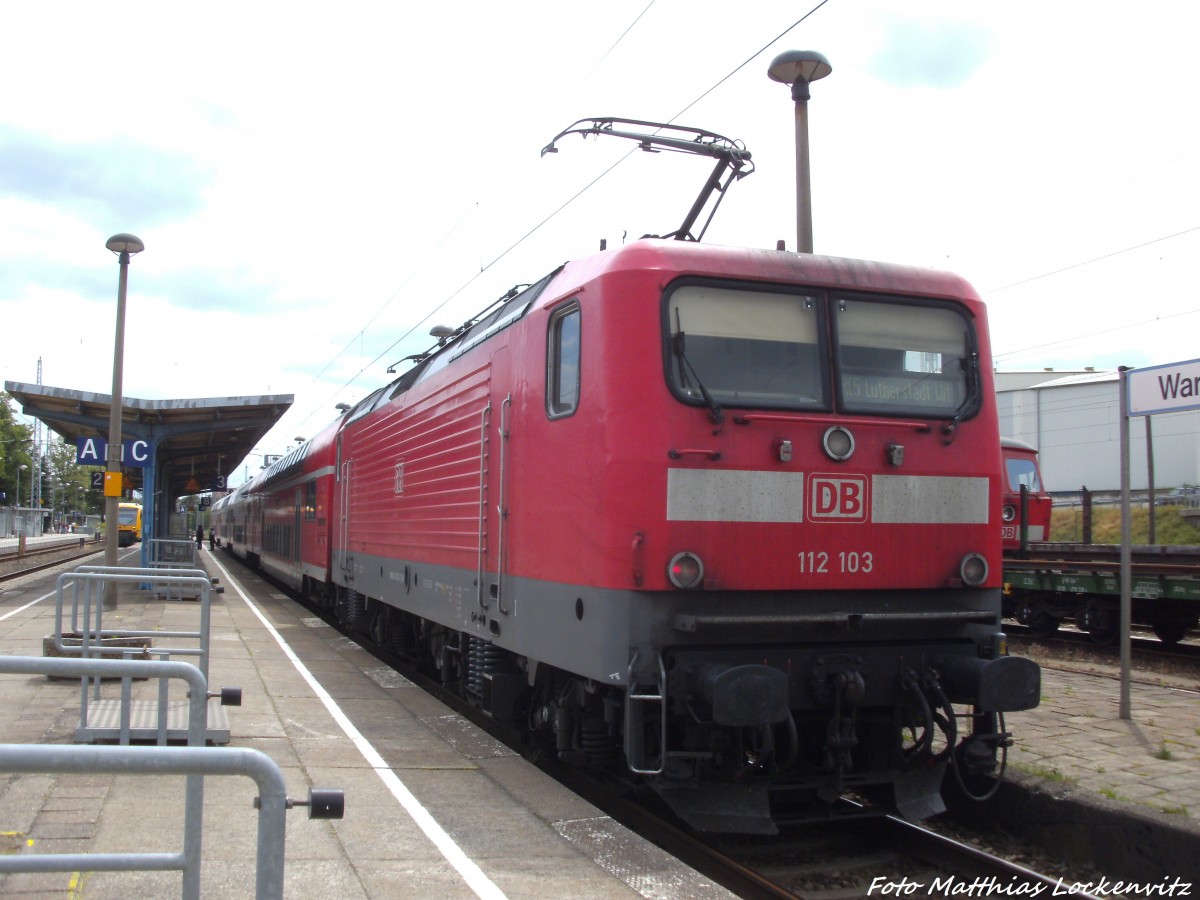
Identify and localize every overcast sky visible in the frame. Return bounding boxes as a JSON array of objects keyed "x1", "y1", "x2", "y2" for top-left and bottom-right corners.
[{"x1": 3, "y1": 1, "x2": 1197, "y2": 484}]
